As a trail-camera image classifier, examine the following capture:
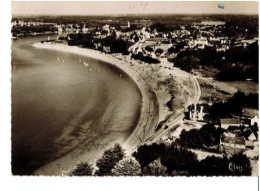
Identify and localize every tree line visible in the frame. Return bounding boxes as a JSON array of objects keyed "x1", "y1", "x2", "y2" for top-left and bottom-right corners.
[
  {"x1": 171, "y1": 42, "x2": 258, "y2": 82},
  {"x1": 67, "y1": 142, "x2": 252, "y2": 176},
  {"x1": 12, "y1": 24, "x2": 57, "y2": 36},
  {"x1": 207, "y1": 91, "x2": 258, "y2": 119},
  {"x1": 66, "y1": 33, "x2": 131, "y2": 54}
]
